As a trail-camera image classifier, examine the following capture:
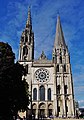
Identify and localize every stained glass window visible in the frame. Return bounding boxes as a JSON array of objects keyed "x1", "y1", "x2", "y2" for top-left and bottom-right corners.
[
  {"x1": 48, "y1": 88, "x2": 51, "y2": 101},
  {"x1": 39, "y1": 86, "x2": 45, "y2": 101},
  {"x1": 33, "y1": 88, "x2": 37, "y2": 100}
]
